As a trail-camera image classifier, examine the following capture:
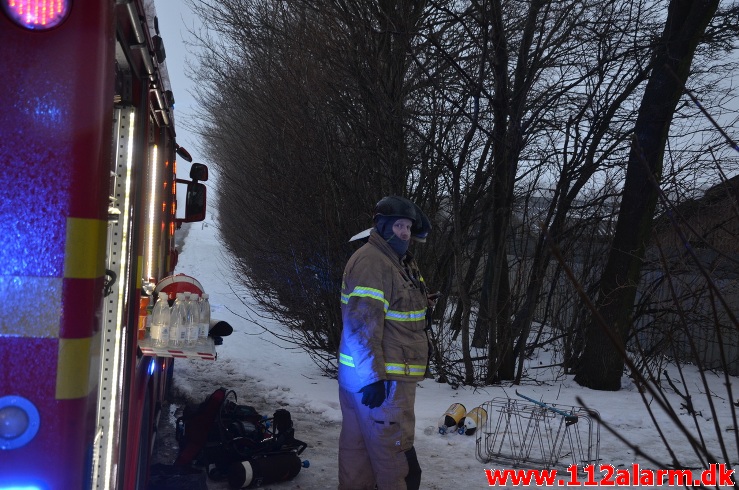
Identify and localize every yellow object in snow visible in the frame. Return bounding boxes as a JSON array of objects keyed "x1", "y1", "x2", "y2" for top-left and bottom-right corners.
[
  {"x1": 458, "y1": 406, "x2": 488, "y2": 435},
  {"x1": 437, "y1": 403, "x2": 466, "y2": 434}
]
